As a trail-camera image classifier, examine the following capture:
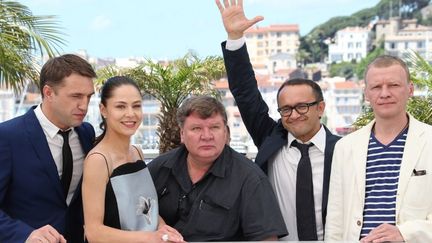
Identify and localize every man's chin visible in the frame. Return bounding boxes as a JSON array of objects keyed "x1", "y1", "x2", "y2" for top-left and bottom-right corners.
[{"x1": 70, "y1": 120, "x2": 84, "y2": 127}]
